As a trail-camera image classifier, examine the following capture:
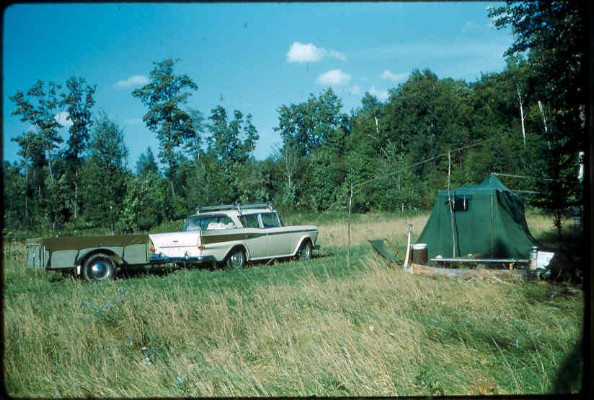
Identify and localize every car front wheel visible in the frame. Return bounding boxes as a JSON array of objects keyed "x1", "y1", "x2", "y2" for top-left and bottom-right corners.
[{"x1": 297, "y1": 241, "x2": 313, "y2": 261}]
